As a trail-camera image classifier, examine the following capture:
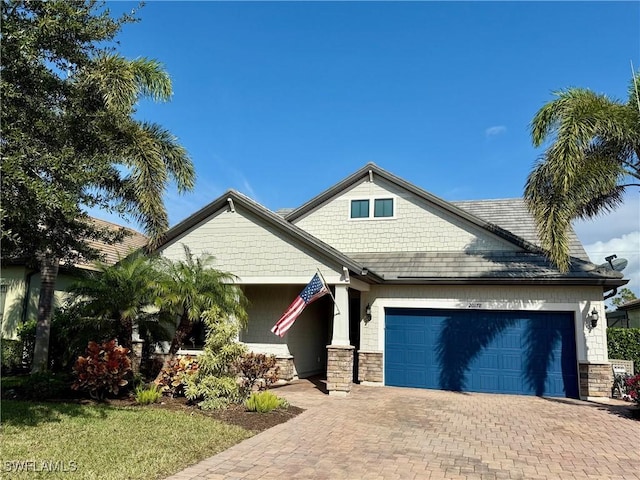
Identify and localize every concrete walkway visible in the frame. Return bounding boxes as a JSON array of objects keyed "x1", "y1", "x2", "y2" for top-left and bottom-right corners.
[{"x1": 167, "y1": 380, "x2": 640, "y2": 480}]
